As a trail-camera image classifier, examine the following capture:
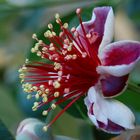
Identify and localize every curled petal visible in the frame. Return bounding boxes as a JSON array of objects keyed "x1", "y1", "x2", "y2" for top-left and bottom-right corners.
[
  {"x1": 84, "y1": 87, "x2": 135, "y2": 134},
  {"x1": 98, "y1": 41, "x2": 140, "y2": 77},
  {"x1": 100, "y1": 75, "x2": 128, "y2": 97},
  {"x1": 76, "y1": 6, "x2": 114, "y2": 52}
]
